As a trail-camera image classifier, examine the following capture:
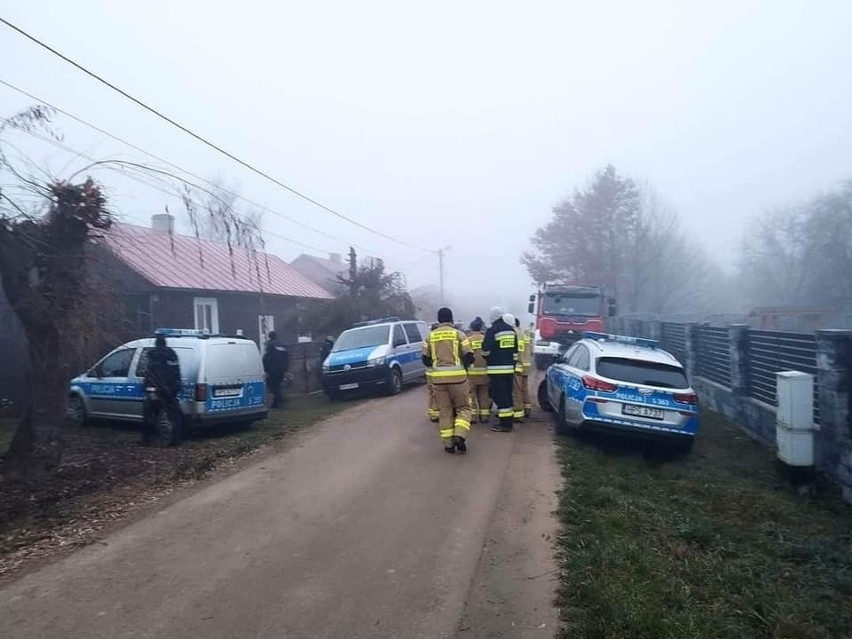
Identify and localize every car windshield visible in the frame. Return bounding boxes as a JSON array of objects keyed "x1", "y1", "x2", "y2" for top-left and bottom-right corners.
[
  {"x1": 332, "y1": 325, "x2": 390, "y2": 352},
  {"x1": 596, "y1": 357, "x2": 689, "y2": 389},
  {"x1": 543, "y1": 294, "x2": 599, "y2": 316}
]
